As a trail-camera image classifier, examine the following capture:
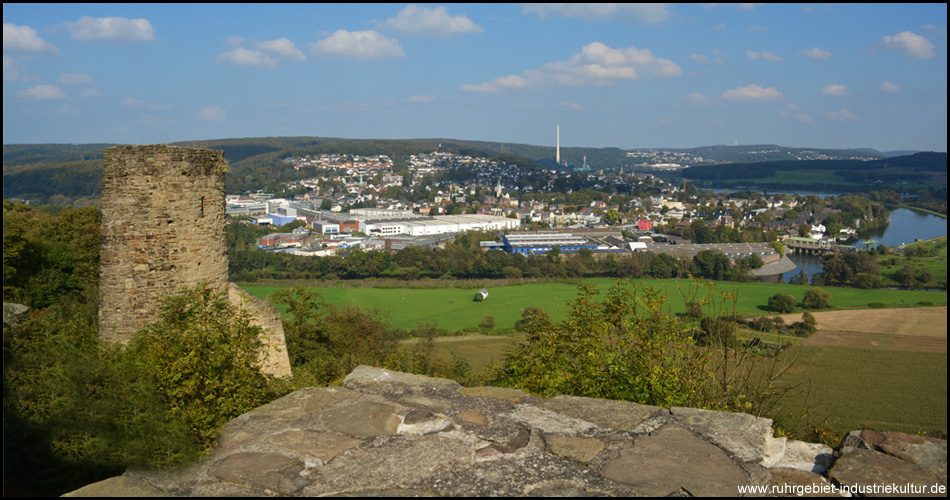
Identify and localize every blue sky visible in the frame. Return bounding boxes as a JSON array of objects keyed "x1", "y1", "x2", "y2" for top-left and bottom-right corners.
[{"x1": 3, "y1": 3, "x2": 947, "y2": 152}]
